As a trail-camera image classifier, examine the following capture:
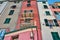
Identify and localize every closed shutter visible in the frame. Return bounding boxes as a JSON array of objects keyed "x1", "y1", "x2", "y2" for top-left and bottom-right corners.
[
  {"x1": 53, "y1": 19, "x2": 59, "y2": 26},
  {"x1": 44, "y1": 19, "x2": 49, "y2": 26}
]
